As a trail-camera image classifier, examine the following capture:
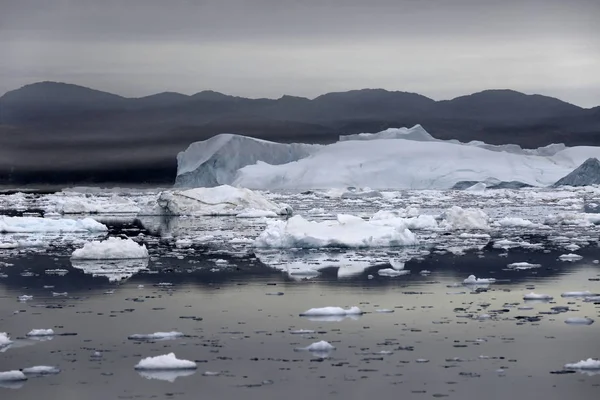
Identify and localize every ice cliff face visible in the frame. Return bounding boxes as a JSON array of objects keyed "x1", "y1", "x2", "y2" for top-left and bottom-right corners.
[
  {"x1": 553, "y1": 158, "x2": 600, "y2": 187},
  {"x1": 175, "y1": 134, "x2": 317, "y2": 187}
]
